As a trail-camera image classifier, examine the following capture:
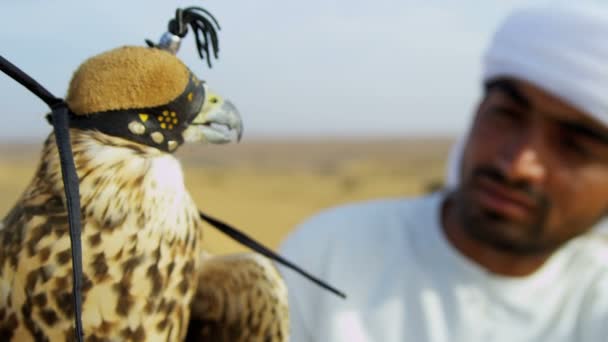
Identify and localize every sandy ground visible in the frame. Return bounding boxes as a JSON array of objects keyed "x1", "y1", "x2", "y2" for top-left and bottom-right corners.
[{"x1": 0, "y1": 137, "x2": 452, "y2": 255}]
